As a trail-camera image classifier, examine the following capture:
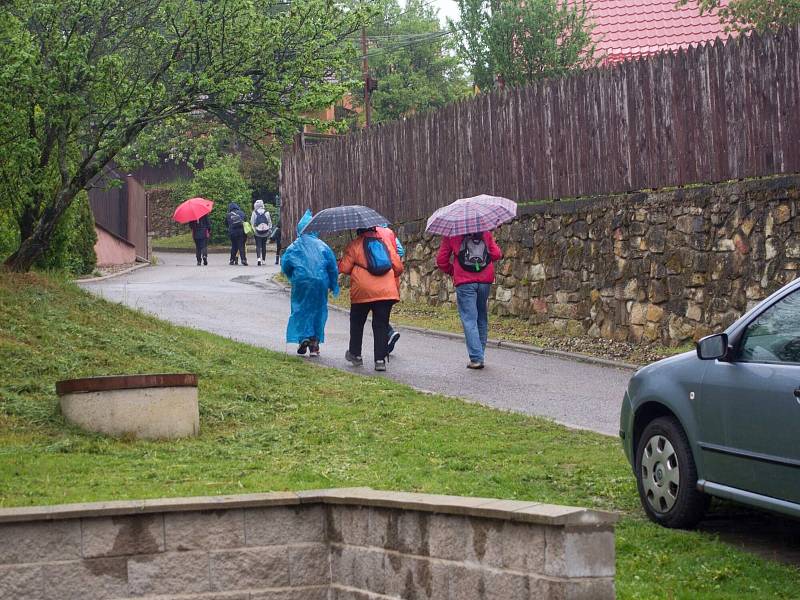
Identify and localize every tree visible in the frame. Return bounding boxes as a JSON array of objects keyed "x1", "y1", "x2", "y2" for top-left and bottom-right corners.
[
  {"x1": 453, "y1": 0, "x2": 596, "y2": 90},
  {"x1": 352, "y1": 0, "x2": 470, "y2": 124},
  {"x1": 1, "y1": 0, "x2": 366, "y2": 272},
  {"x1": 679, "y1": 0, "x2": 800, "y2": 32},
  {"x1": 182, "y1": 156, "x2": 253, "y2": 244}
]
